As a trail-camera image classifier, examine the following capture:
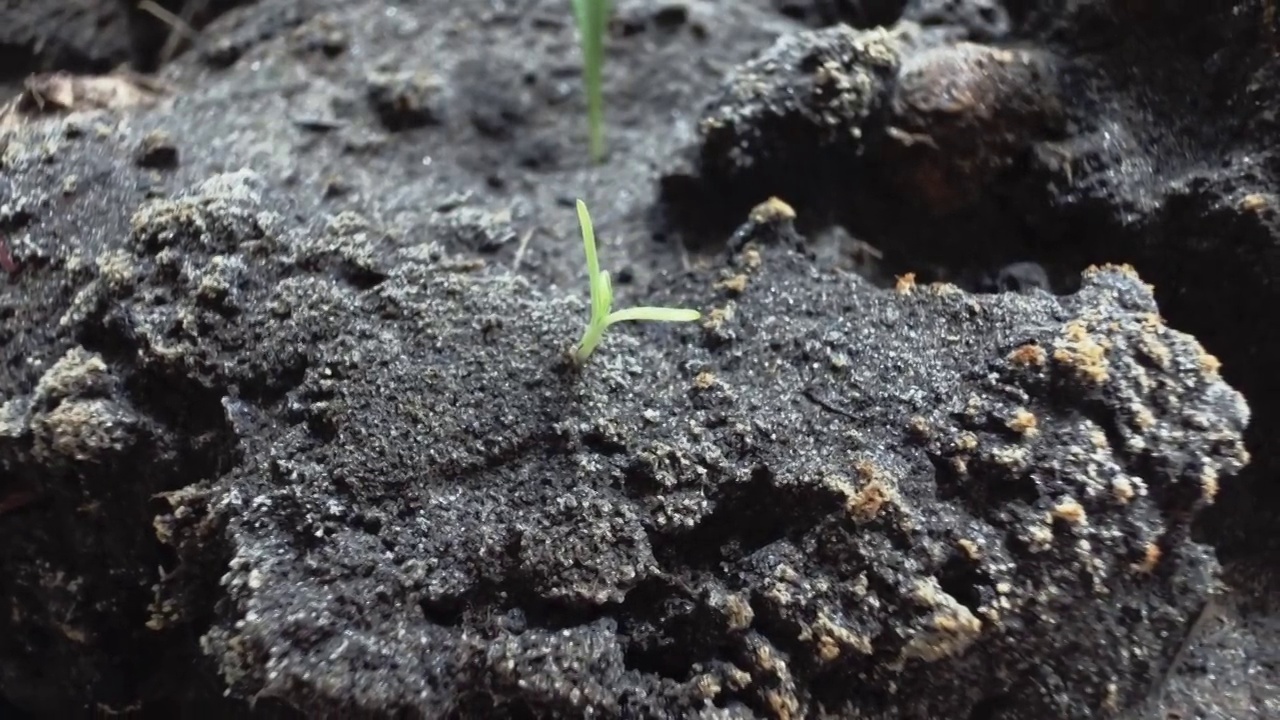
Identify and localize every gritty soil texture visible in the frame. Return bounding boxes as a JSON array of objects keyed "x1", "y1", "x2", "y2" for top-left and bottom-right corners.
[
  {"x1": 0, "y1": 1, "x2": 257, "y2": 86},
  {"x1": 1, "y1": 0, "x2": 1278, "y2": 719}
]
